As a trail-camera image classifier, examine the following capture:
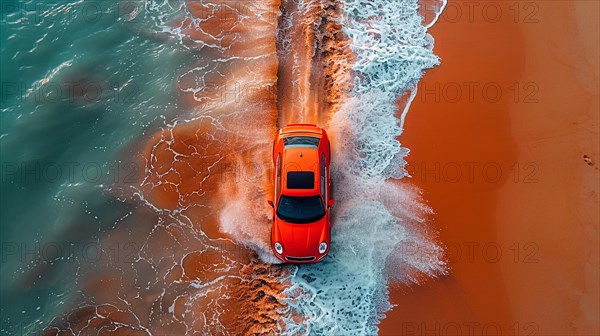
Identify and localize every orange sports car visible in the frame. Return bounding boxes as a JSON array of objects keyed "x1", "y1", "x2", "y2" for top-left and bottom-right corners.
[{"x1": 268, "y1": 124, "x2": 334, "y2": 263}]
